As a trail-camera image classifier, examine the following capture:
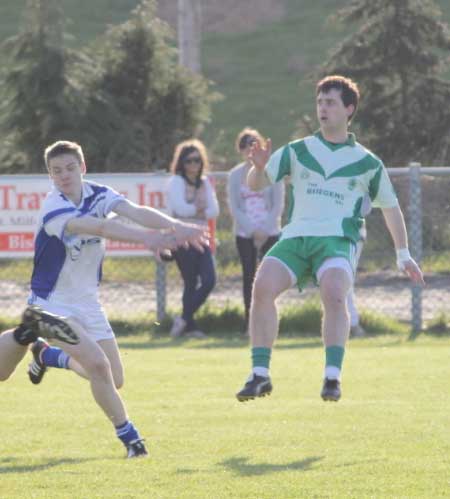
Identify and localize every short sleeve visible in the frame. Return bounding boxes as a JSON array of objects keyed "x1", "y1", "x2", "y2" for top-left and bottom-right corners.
[
  {"x1": 101, "y1": 186, "x2": 125, "y2": 217},
  {"x1": 43, "y1": 207, "x2": 78, "y2": 240},
  {"x1": 369, "y1": 163, "x2": 398, "y2": 208},
  {"x1": 265, "y1": 145, "x2": 292, "y2": 184}
]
